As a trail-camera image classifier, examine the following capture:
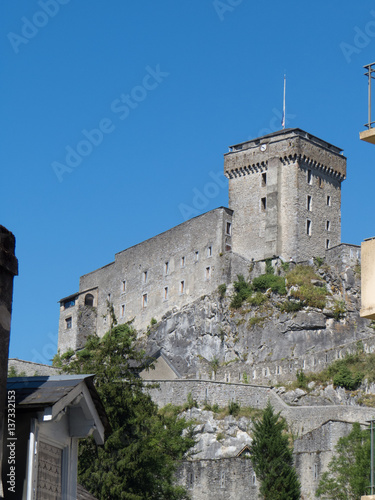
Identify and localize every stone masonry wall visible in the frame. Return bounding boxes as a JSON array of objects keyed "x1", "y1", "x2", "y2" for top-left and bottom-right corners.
[
  {"x1": 58, "y1": 207, "x2": 234, "y2": 353},
  {"x1": 145, "y1": 379, "x2": 375, "y2": 435},
  {"x1": 224, "y1": 129, "x2": 346, "y2": 262}
]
